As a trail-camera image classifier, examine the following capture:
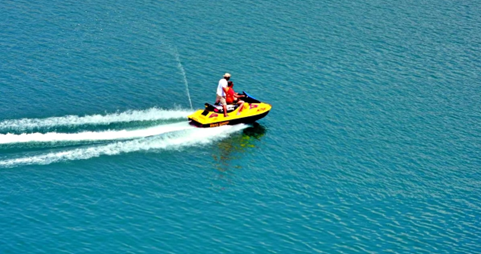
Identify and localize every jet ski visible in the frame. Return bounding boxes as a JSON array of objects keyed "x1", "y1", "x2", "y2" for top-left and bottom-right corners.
[{"x1": 188, "y1": 92, "x2": 272, "y2": 128}]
